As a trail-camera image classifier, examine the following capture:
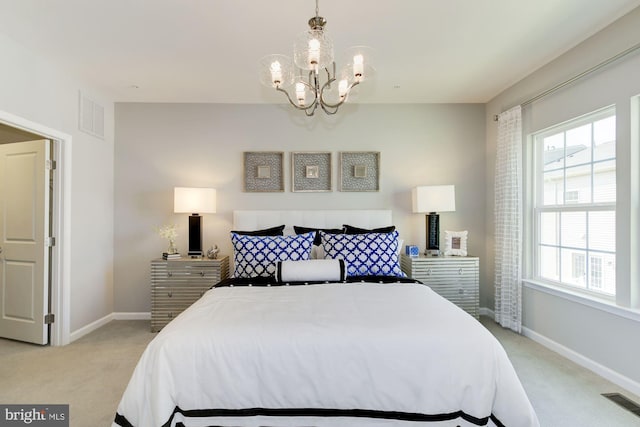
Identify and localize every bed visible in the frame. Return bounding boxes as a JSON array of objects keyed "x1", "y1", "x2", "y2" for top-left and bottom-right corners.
[{"x1": 114, "y1": 210, "x2": 539, "y2": 427}]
